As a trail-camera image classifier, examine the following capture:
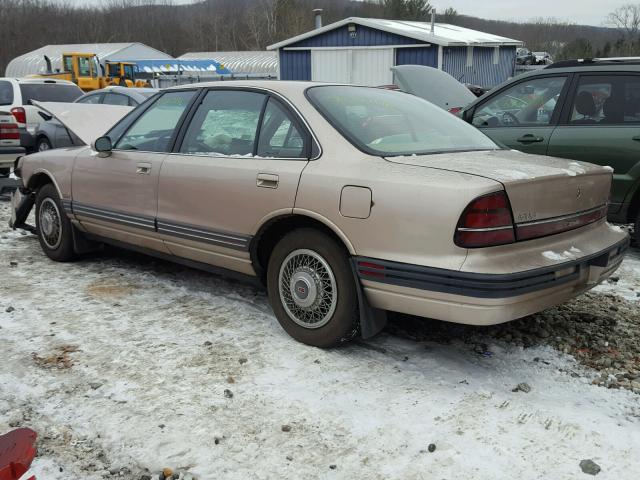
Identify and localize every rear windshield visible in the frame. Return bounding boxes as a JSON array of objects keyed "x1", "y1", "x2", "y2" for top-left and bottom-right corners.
[
  {"x1": 306, "y1": 85, "x2": 498, "y2": 156},
  {"x1": 19, "y1": 83, "x2": 84, "y2": 104},
  {"x1": 0, "y1": 80, "x2": 14, "y2": 106}
]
